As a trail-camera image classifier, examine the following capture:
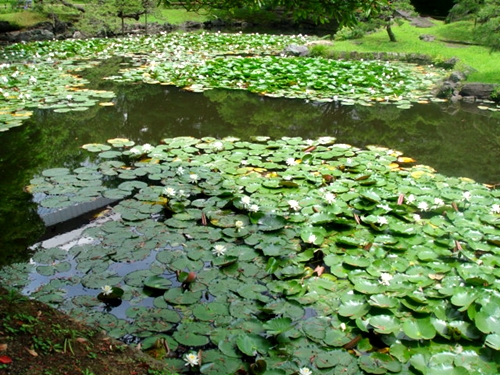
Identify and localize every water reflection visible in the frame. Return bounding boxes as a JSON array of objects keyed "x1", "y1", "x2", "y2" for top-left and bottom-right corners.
[{"x1": 0, "y1": 81, "x2": 499, "y2": 265}]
